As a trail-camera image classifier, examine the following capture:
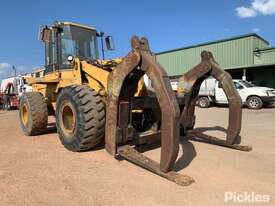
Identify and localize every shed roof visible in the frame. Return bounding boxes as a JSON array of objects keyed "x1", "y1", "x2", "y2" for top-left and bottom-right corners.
[{"x1": 156, "y1": 33, "x2": 269, "y2": 55}]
